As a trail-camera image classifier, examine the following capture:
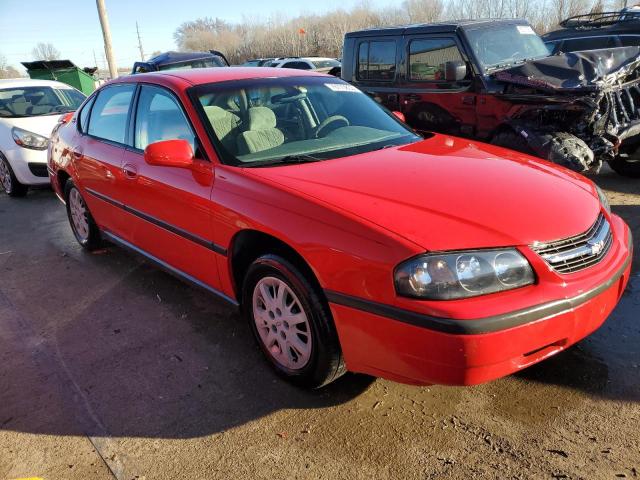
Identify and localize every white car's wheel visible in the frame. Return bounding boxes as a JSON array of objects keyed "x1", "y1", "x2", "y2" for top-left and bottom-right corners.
[{"x1": 0, "y1": 153, "x2": 28, "y2": 197}]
